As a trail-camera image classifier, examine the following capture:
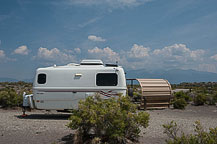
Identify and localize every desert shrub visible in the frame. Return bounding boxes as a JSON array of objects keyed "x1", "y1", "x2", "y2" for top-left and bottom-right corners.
[
  {"x1": 207, "y1": 92, "x2": 217, "y2": 105},
  {"x1": 172, "y1": 98, "x2": 187, "y2": 109},
  {"x1": 194, "y1": 93, "x2": 206, "y2": 106},
  {"x1": 213, "y1": 92, "x2": 217, "y2": 102},
  {"x1": 163, "y1": 121, "x2": 217, "y2": 144},
  {"x1": 68, "y1": 95, "x2": 150, "y2": 144},
  {"x1": 174, "y1": 91, "x2": 192, "y2": 102},
  {"x1": 206, "y1": 94, "x2": 216, "y2": 105},
  {"x1": 0, "y1": 89, "x2": 23, "y2": 108}
]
